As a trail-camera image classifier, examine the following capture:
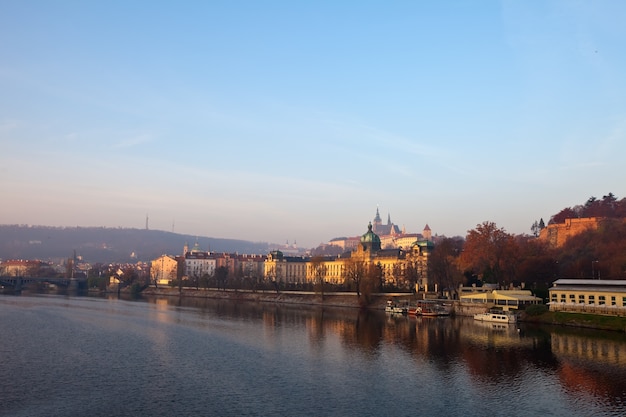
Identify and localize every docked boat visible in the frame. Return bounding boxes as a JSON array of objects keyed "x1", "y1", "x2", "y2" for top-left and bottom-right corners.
[
  {"x1": 473, "y1": 310, "x2": 517, "y2": 324},
  {"x1": 385, "y1": 300, "x2": 407, "y2": 315},
  {"x1": 407, "y1": 301, "x2": 450, "y2": 317}
]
